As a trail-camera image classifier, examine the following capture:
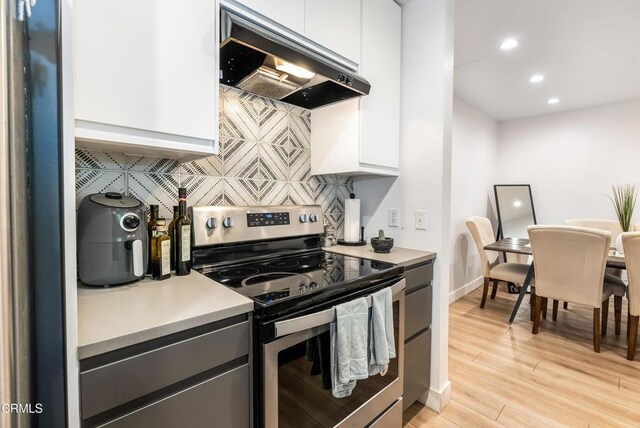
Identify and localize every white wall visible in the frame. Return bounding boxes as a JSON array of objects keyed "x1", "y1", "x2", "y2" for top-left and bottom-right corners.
[
  {"x1": 497, "y1": 98, "x2": 640, "y2": 225},
  {"x1": 449, "y1": 97, "x2": 498, "y2": 301},
  {"x1": 354, "y1": 0, "x2": 455, "y2": 412}
]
